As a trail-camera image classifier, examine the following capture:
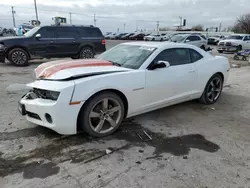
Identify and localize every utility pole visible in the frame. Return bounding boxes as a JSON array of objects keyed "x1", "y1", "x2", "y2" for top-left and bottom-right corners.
[
  {"x1": 179, "y1": 16, "x2": 183, "y2": 28},
  {"x1": 124, "y1": 23, "x2": 126, "y2": 32},
  {"x1": 69, "y1": 12, "x2": 72, "y2": 24},
  {"x1": 156, "y1": 21, "x2": 159, "y2": 34},
  {"x1": 11, "y1": 6, "x2": 16, "y2": 27},
  {"x1": 94, "y1": 14, "x2": 97, "y2": 26},
  {"x1": 219, "y1": 23, "x2": 222, "y2": 32},
  {"x1": 136, "y1": 21, "x2": 138, "y2": 31},
  {"x1": 34, "y1": 0, "x2": 39, "y2": 22}
]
